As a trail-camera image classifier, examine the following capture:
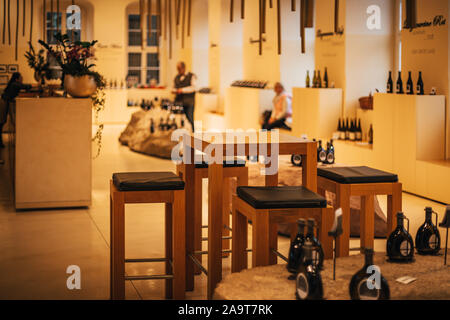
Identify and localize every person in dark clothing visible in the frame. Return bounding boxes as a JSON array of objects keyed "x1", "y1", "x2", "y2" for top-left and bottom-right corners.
[
  {"x1": 0, "y1": 73, "x2": 32, "y2": 148},
  {"x1": 172, "y1": 61, "x2": 196, "y2": 132},
  {"x1": 262, "y1": 82, "x2": 292, "y2": 131}
]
